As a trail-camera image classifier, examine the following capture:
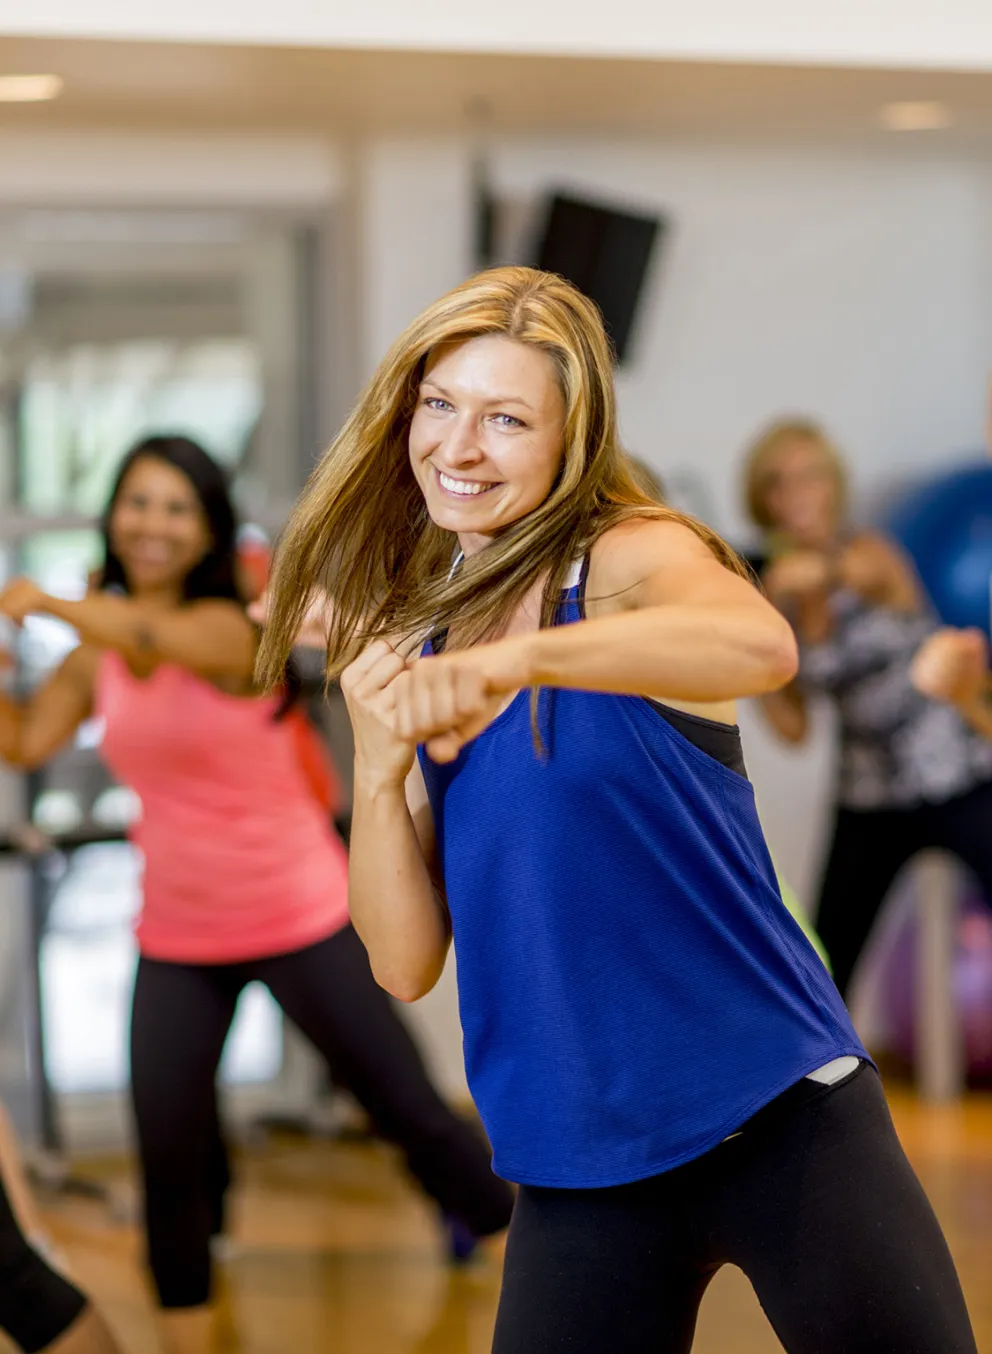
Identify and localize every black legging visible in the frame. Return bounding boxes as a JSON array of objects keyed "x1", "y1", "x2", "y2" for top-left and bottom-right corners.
[
  {"x1": 131, "y1": 925, "x2": 513, "y2": 1308},
  {"x1": 494, "y1": 1066, "x2": 975, "y2": 1354},
  {"x1": 0, "y1": 1169, "x2": 87, "y2": 1352},
  {"x1": 816, "y1": 777, "x2": 992, "y2": 998}
]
